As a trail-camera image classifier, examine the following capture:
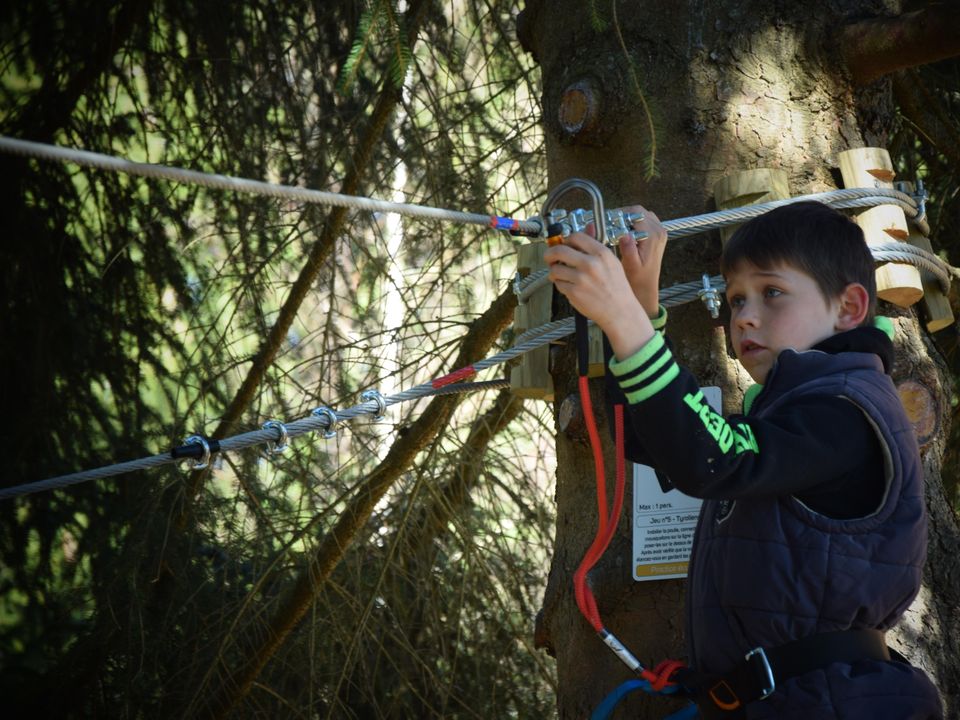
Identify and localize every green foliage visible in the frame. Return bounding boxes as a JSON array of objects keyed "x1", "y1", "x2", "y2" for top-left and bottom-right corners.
[
  {"x1": 0, "y1": 0, "x2": 553, "y2": 717},
  {"x1": 338, "y1": 0, "x2": 414, "y2": 96}
]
